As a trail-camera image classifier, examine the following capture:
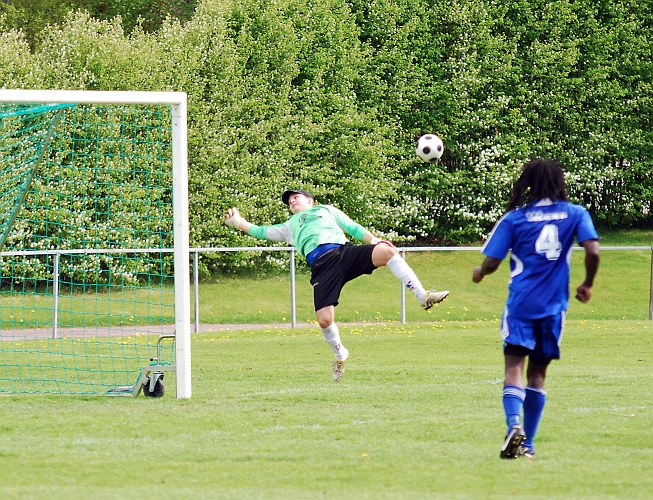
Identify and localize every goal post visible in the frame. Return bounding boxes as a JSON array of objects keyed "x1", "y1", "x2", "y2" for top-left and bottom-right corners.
[{"x1": 0, "y1": 89, "x2": 191, "y2": 399}]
